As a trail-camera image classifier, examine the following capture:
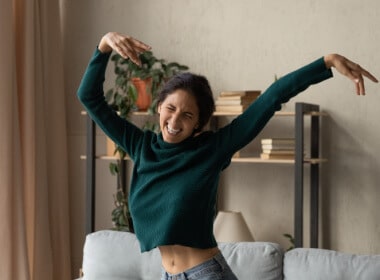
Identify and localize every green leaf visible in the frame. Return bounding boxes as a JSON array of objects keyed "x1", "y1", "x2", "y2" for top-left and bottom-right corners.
[
  {"x1": 105, "y1": 89, "x2": 114, "y2": 103},
  {"x1": 115, "y1": 76, "x2": 124, "y2": 88},
  {"x1": 116, "y1": 190, "x2": 125, "y2": 201},
  {"x1": 109, "y1": 162, "x2": 119, "y2": 175},
  {"x1": 128, "y1": 84, "x2": 138, "y2": 102},
  {"x1": 117, "y1": 147, "x2": 127, "y2": 159},
  {"x1": 283, "y1": 233, "x2": 295, "y2": 251},
  {"x1": 111, "y1": 54, "x2": 121, "y2": 62}
]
